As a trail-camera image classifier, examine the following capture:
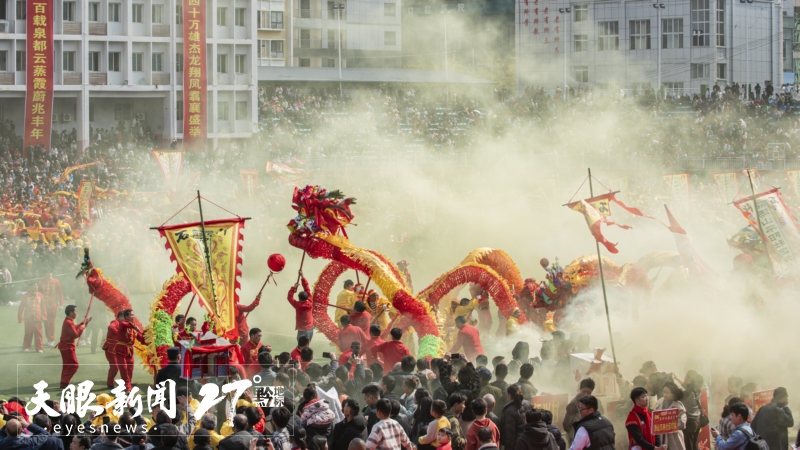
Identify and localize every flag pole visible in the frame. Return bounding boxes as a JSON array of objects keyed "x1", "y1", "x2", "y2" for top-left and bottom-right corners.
[
  {"x1": 197, "y1": 190, "x2": 219, "y2": 317},
  {"x1": 588, "y1": 168, "x2": 618, "y2": 367}
]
